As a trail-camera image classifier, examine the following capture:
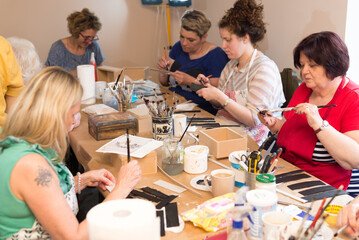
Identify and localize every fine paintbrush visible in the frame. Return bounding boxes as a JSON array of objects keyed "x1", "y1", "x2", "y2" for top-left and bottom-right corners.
[
  {"x1": 259, "y1": 104, "x2": 337, "y2": 115},
  {"x1": 126, "y1": 129, "x2": 130, "y2": 163},
  {"x1": 113, "y1": 69, "x2": 124, "y2": 90}
]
